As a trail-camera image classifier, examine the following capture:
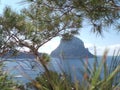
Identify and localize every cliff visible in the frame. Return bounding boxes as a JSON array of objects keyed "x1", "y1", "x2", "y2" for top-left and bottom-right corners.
[{"x1": 50, "y1": 36, "x2": 94, "y2": 59}]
